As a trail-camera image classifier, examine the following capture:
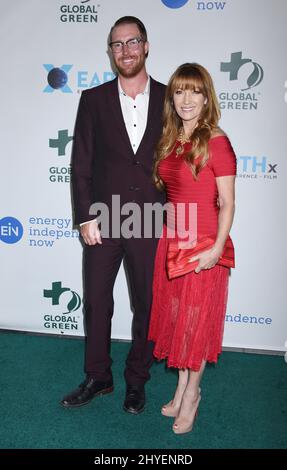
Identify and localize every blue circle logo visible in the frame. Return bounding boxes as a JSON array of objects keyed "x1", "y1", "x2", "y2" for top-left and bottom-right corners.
[
  {"x1": 161, "y1": 0, "x2": 189, "y2": 8},
  {"x1": 0, "y1": 217, "x2": 24, "y2": 244},
  {"x1": 47, "y1": 68, "x2": 68, "y2": 89}
]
